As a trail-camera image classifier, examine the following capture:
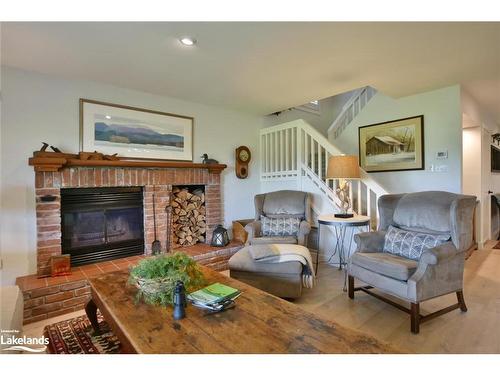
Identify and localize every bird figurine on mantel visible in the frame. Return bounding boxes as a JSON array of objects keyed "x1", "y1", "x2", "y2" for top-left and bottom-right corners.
[{"x1": 201, "y1": 153, "x2": 219, "y2": 164}]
